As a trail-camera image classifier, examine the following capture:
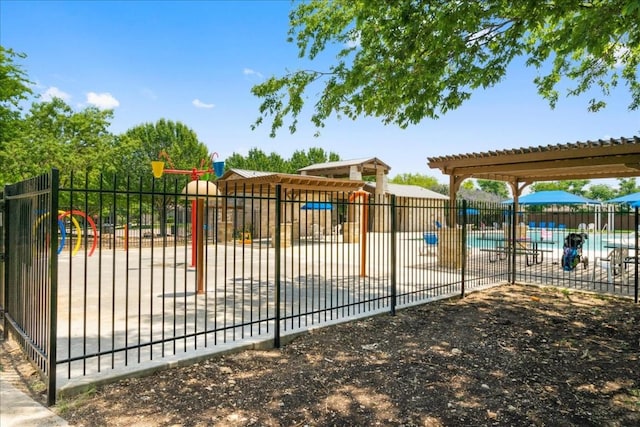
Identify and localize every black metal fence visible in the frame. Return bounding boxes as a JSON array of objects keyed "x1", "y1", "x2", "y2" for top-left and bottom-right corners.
[
  {"x1": 2, "y1": 170, "x2": 638, "y2": 405},
  {"x1": 2, "y1": 170, "x2": 59, "y2": 406}
]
